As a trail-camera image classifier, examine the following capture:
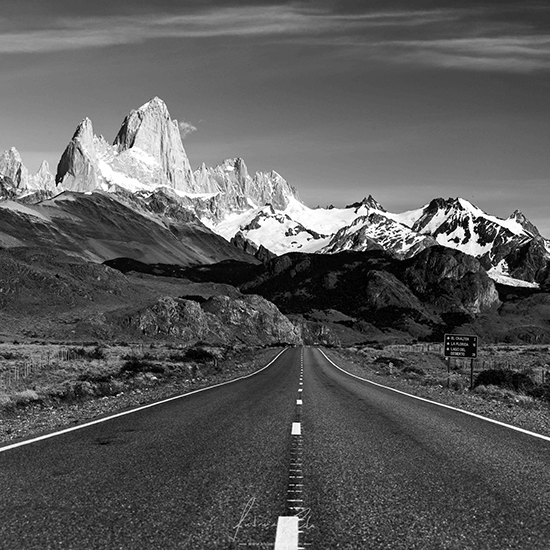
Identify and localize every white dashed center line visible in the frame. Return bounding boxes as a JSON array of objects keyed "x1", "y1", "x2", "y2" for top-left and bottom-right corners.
[
  {"x1": 274, "y1": 516, "x2": 299, "y2": 550},
  {"x1": 275, "y1": 348, "x2": 308, "y2": 550}
]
